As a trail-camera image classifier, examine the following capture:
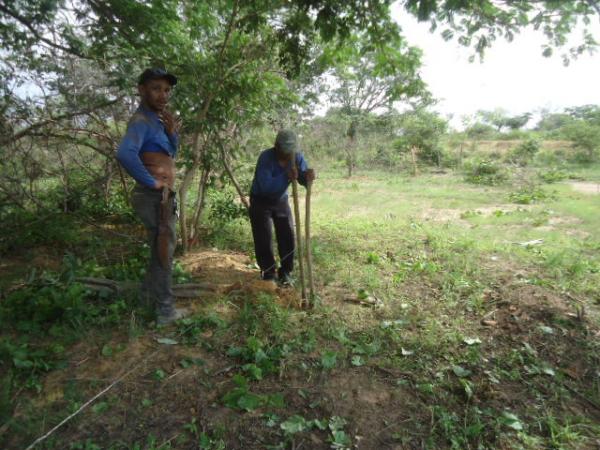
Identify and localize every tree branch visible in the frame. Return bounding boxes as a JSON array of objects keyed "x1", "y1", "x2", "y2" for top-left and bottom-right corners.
[{"x1": 0, "y1": 2, "x2": 88, "y2": 58}]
